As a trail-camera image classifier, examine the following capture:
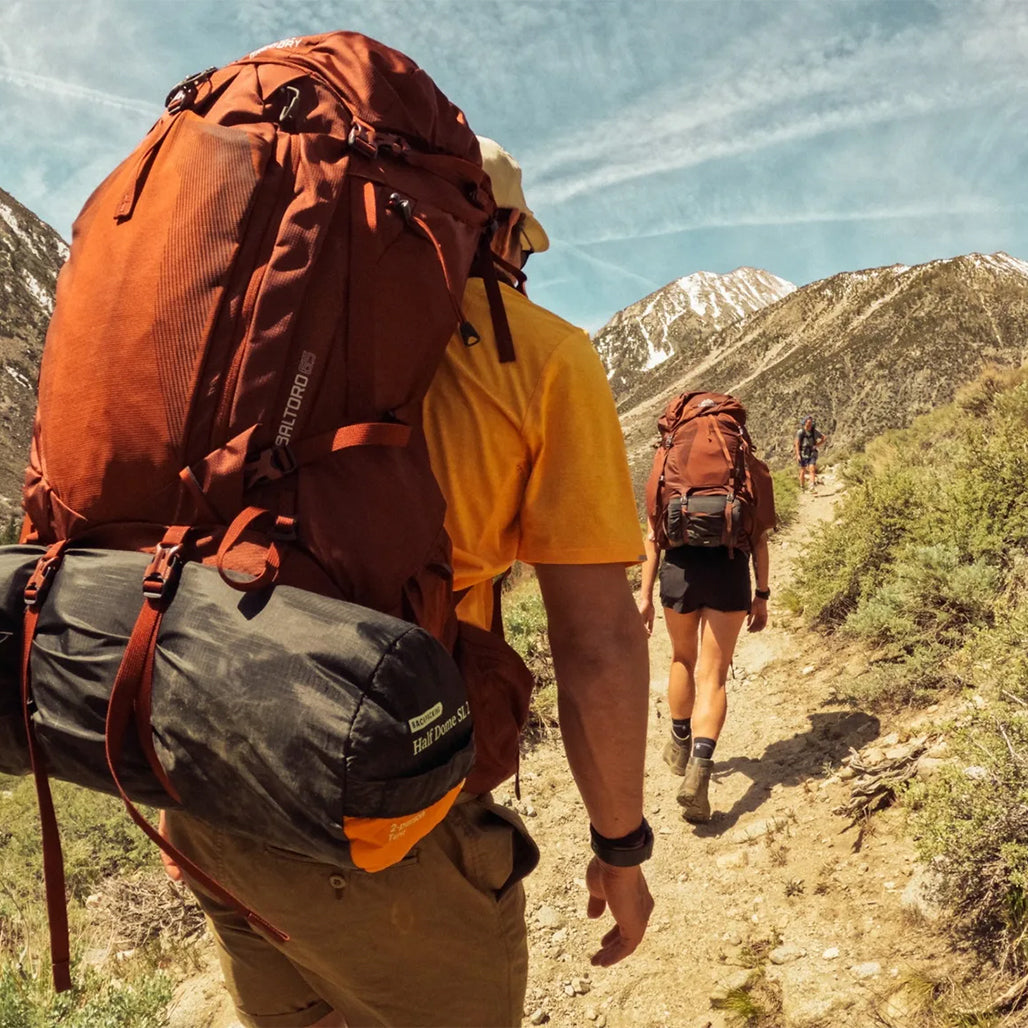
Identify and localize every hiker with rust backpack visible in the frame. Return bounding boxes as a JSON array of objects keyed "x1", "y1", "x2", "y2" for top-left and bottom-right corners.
[
  {"x1": 159, "y1": 134, "x2": 653, "y2": 1028},
  {"x1": 637, "y1": 393, "x2": 775, "y2": 823},
  {"x1": 1, "y1": 30, "x2": 651, "y2": 1026}
]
